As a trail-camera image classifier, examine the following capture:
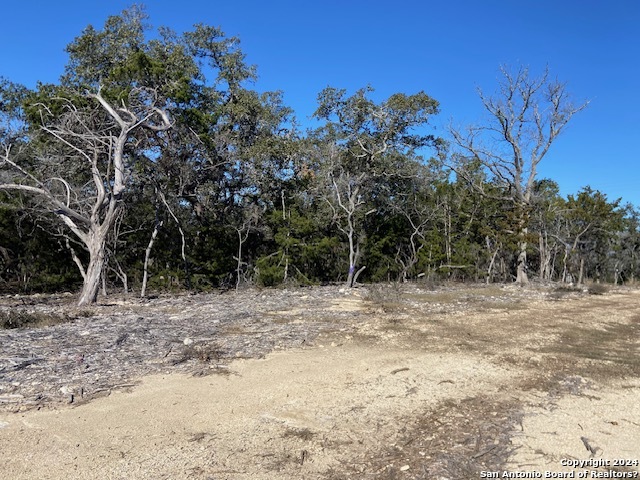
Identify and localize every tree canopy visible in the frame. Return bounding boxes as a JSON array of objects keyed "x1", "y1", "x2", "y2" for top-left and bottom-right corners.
[{"x1": 1, "y1": 7, "x2": 635, "y2": 303}]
